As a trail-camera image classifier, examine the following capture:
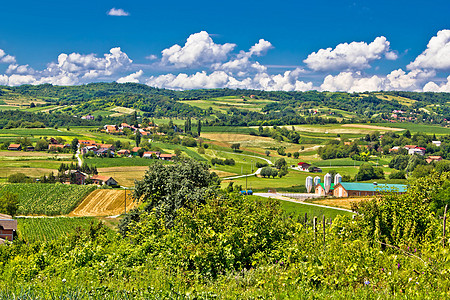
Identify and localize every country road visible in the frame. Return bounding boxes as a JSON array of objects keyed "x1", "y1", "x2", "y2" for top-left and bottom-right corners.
[
  {"x1": 221, "y1": 151, "x2": 273, "y2": 180},
  {"x1": 76, "y1": 145, "x2": 83, "y2": 167}
]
